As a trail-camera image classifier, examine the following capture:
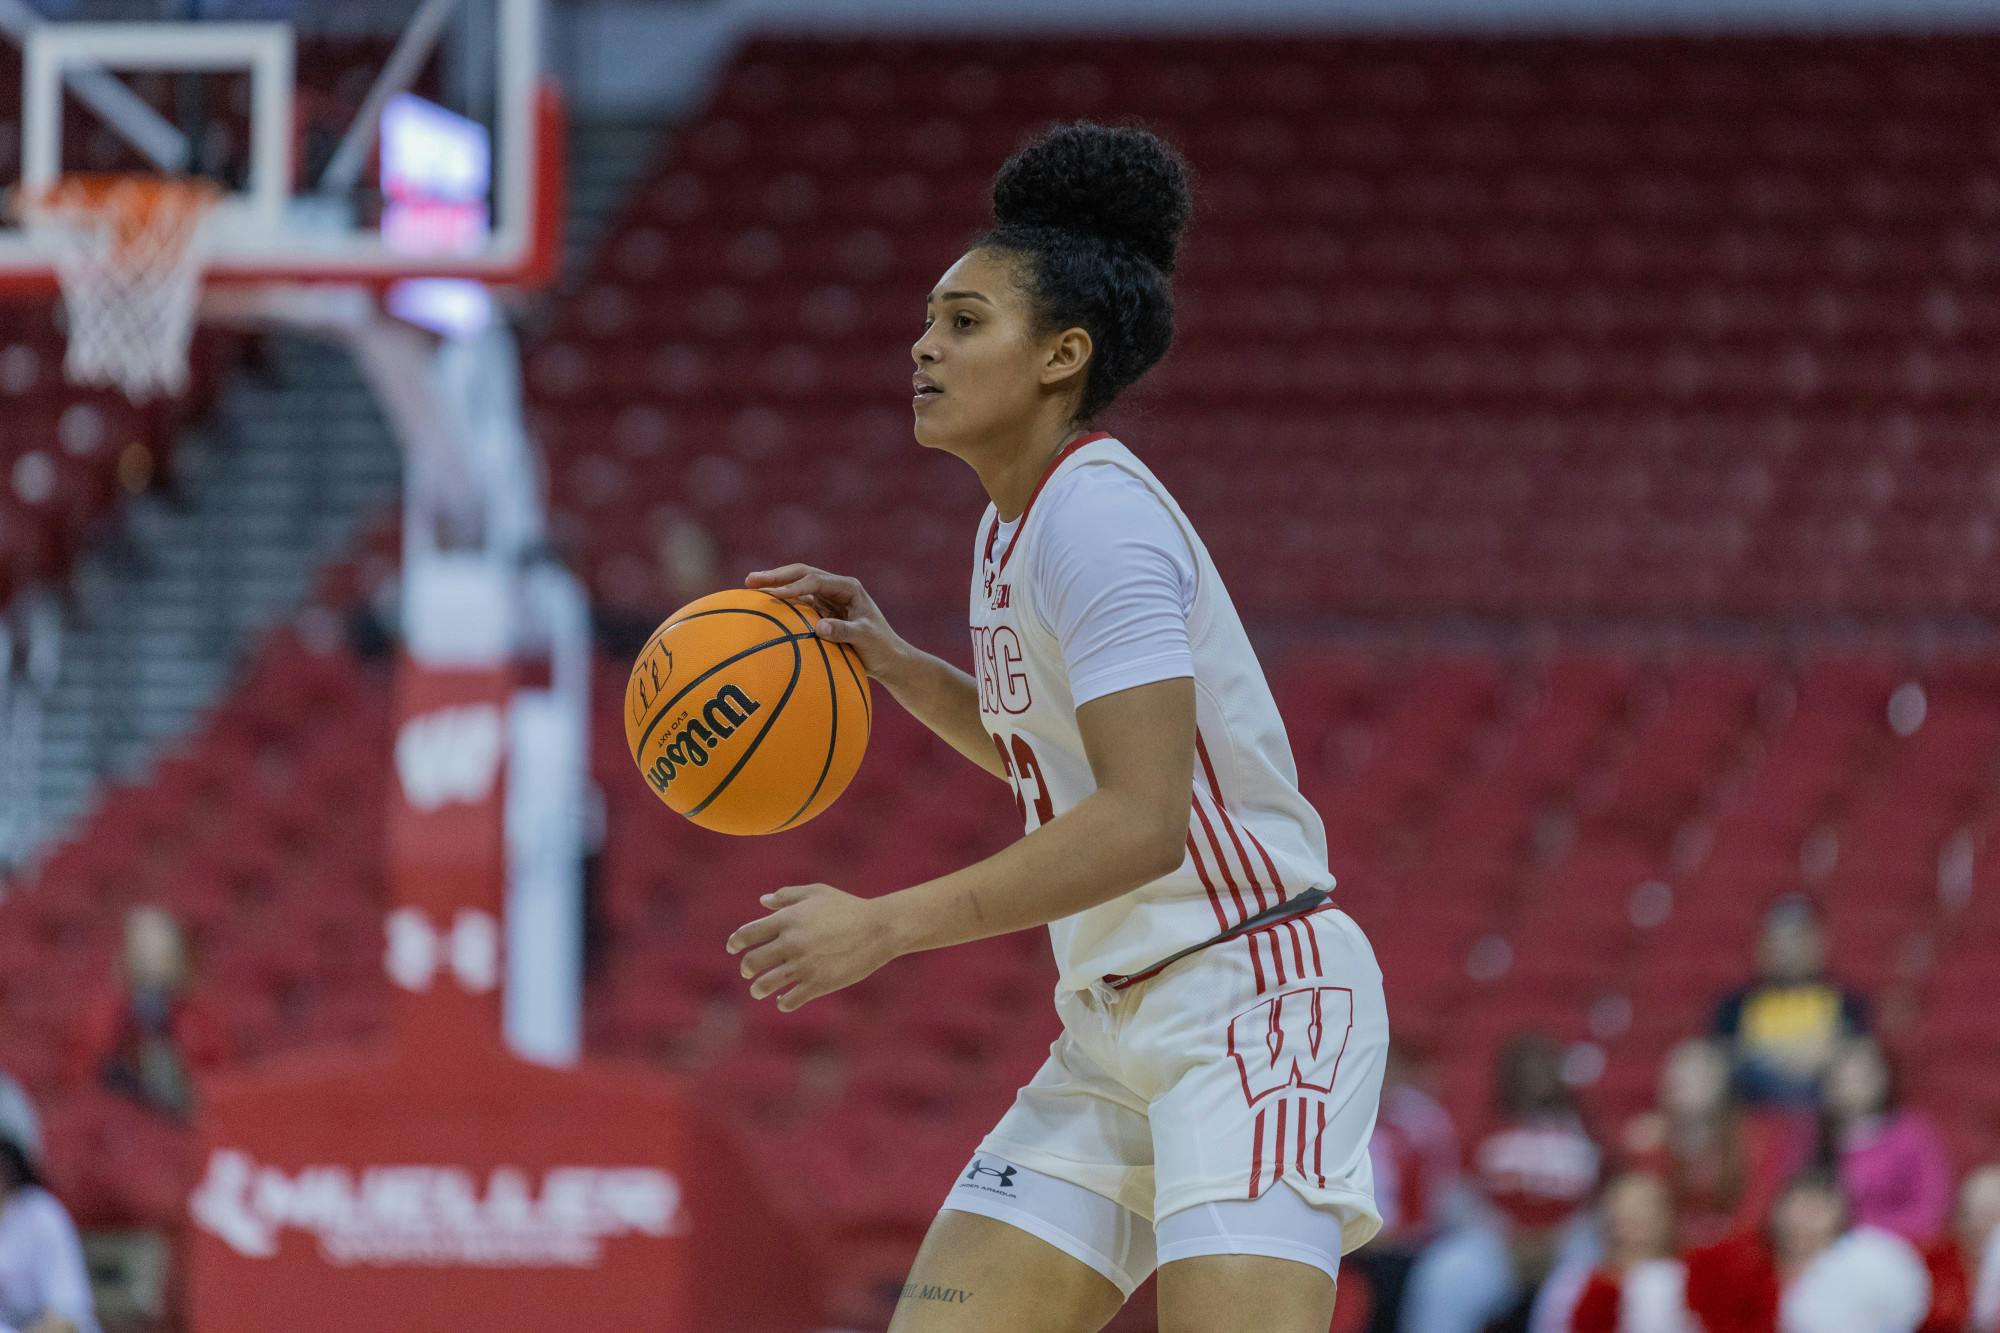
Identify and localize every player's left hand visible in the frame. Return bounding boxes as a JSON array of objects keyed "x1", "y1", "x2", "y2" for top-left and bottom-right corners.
[{"x1": 725, "y1": 883, "x2": 897, "y2": 1011}]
